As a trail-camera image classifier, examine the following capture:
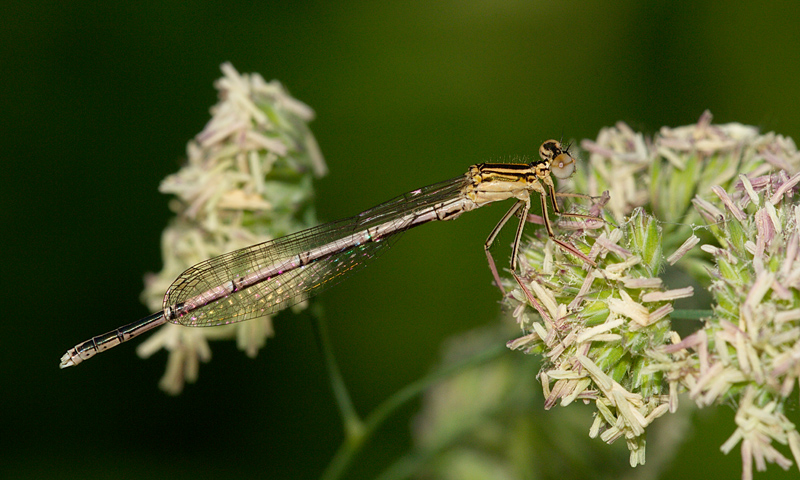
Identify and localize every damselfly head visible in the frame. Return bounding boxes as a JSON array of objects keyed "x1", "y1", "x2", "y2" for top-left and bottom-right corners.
[{"x1": 540, "y1": 139, "x2": 576, "y2": 179}]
